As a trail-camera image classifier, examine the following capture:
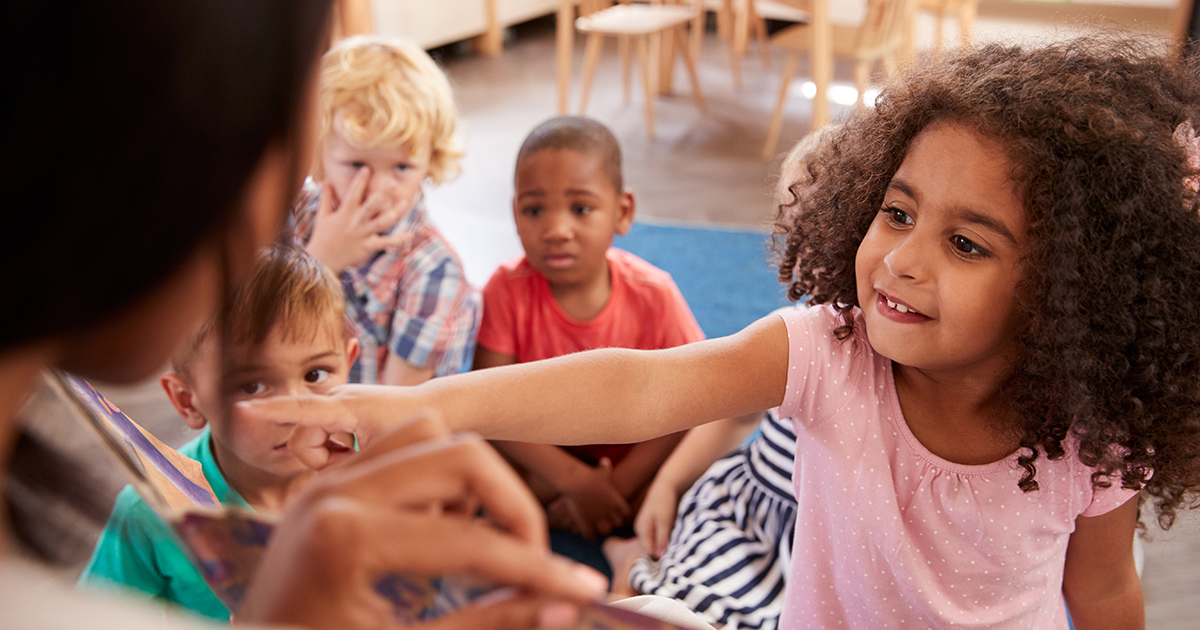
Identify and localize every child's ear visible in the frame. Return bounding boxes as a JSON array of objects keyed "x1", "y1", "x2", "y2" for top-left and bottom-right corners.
[
  {"x1": 161, "y1": 373, "x2": 208, "y2": 430},
  {"x1": 345, "y1": 337, "x2": 361, "y2": 367},
  {"x1": 615, "y1": 190, "x2": 636, "y2": 236}
]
